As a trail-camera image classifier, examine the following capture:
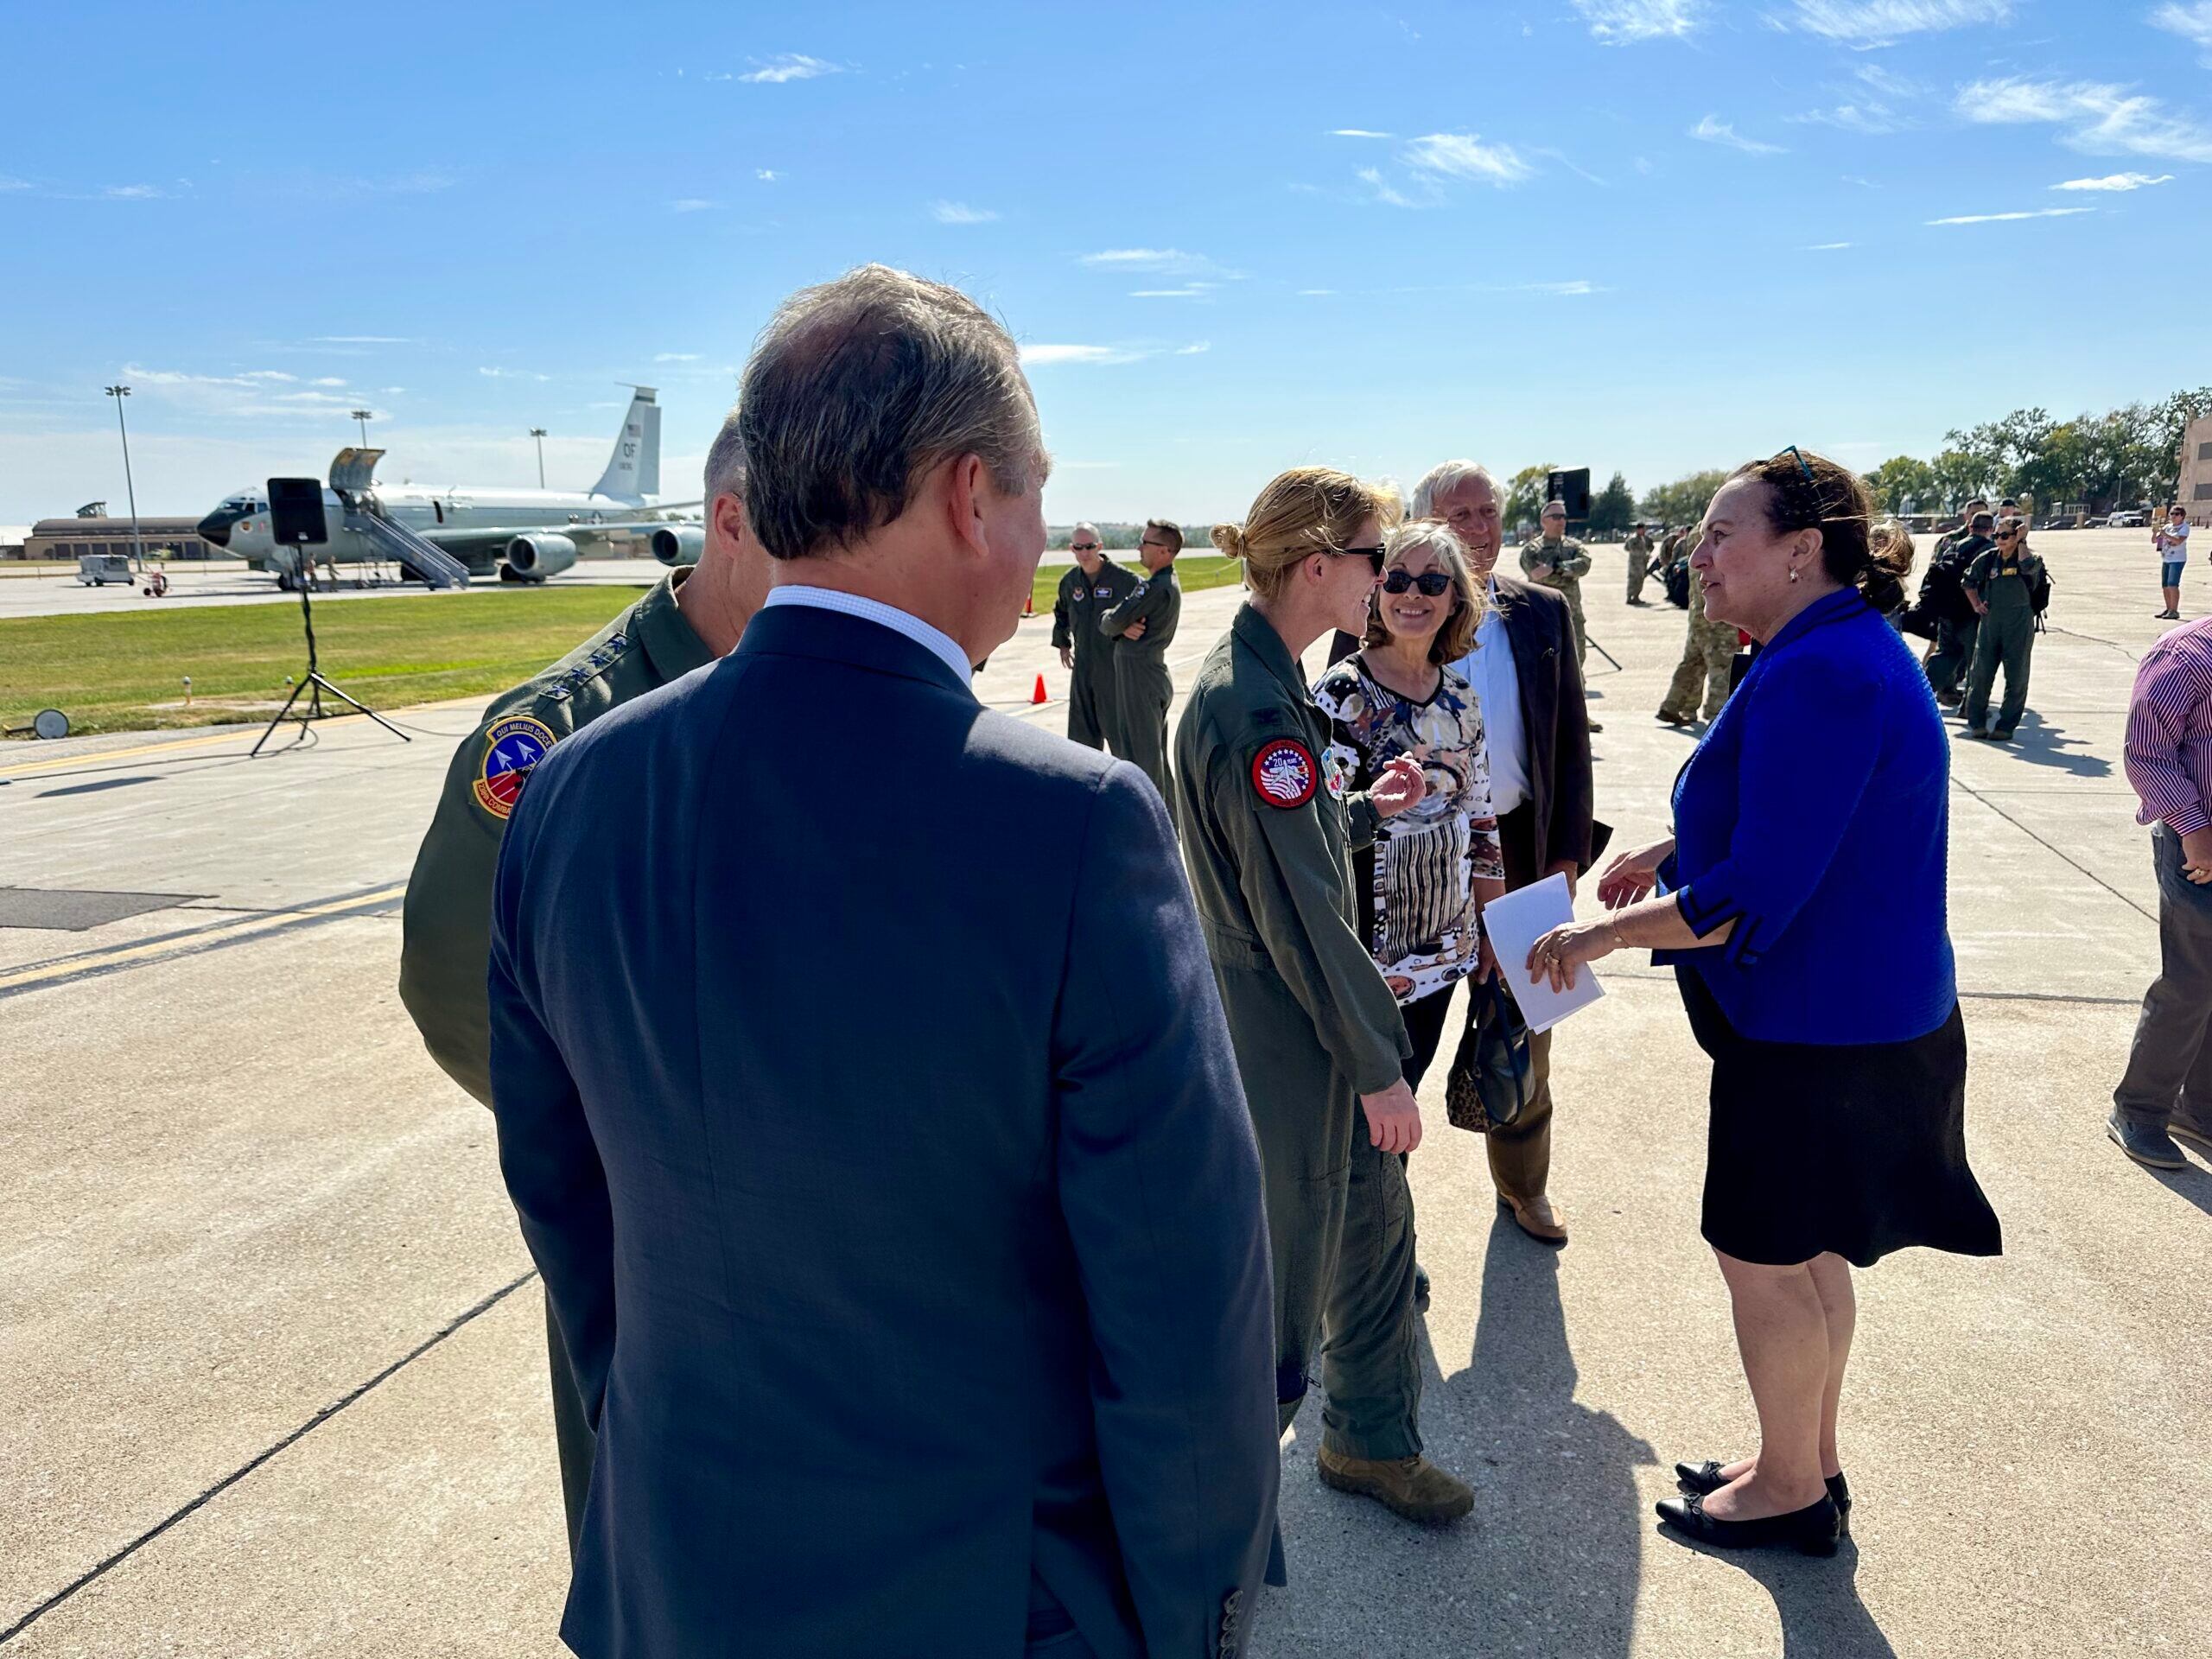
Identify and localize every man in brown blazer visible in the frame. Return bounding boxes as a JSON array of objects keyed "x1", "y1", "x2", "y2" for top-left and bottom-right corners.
[{"x1": 1418, "y1": 460, "x2": 1607, "y2": 1244}]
